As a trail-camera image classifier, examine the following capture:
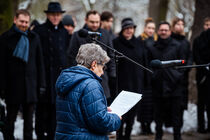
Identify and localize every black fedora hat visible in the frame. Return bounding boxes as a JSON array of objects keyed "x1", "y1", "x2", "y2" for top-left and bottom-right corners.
[{"x1": 44, "y1": 2, "x2": 65, "y2": 13}]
